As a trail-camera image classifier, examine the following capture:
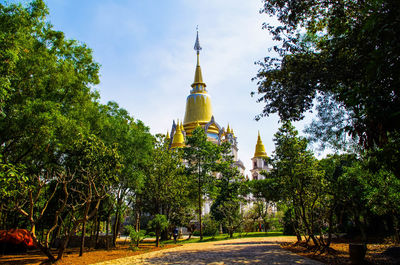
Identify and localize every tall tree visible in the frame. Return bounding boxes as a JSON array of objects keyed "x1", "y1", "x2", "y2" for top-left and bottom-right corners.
[
  {"x1": 98, "y1": 102, "x2": 153, "y2": 247},
  {"x1": 183, "y1": 127, "x2": 222, "y2": 240},
  {"x1": 260, "y1": 122, "x2": 325, "y2": 247},
  {"x1": 0, "y1": 1, "x2": 103, "y2": 262},
  {"x1": 253, "y1": 0, "x2": 400, "y2": 175},
  {"x1": 142, "y1": 135, "x2": 195, "y2": 237},
  {"x1": 61, "y1": 134, "x2": 120, "y2": 258},
  {"x1": 211, "y1": 142, "x2": 246, "y2": 238}
]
